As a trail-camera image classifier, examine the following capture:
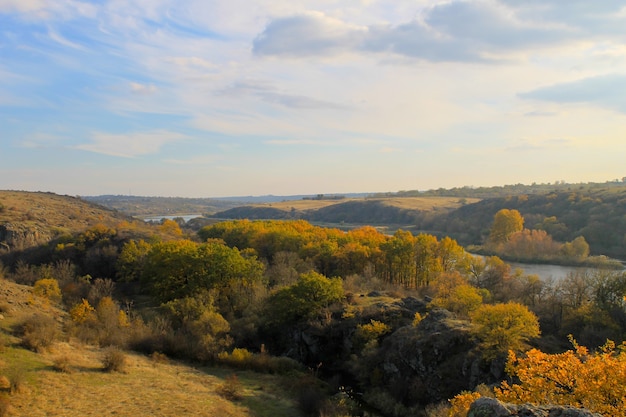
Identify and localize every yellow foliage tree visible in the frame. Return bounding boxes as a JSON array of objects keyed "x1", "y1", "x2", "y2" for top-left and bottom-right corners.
[
  {"x1": 488, "y1": 209, "x2": 524, "y2": 246},
  {"x1": 496, "y1": 338, "x2": 626, "y2": 417},
  {"x1": 470, "y1": 302, "x2": 540, "y2": 357},
  {"x1": 70, "y1": 299, "x2": 96, "y2": 324},
  {"x1": 33, "y1": 278, "x2": 62, "y2": 303}
]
